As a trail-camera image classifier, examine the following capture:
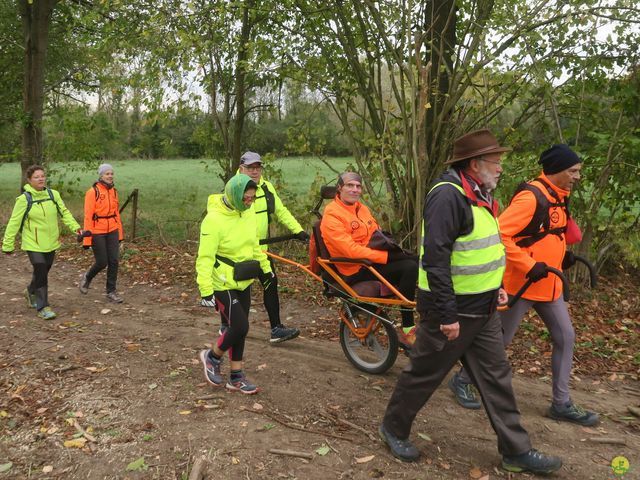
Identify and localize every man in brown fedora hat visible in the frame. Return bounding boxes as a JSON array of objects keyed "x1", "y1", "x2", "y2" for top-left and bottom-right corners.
[{"x1": 379, "y1": 129, "x2": 562, "y2": 475}]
